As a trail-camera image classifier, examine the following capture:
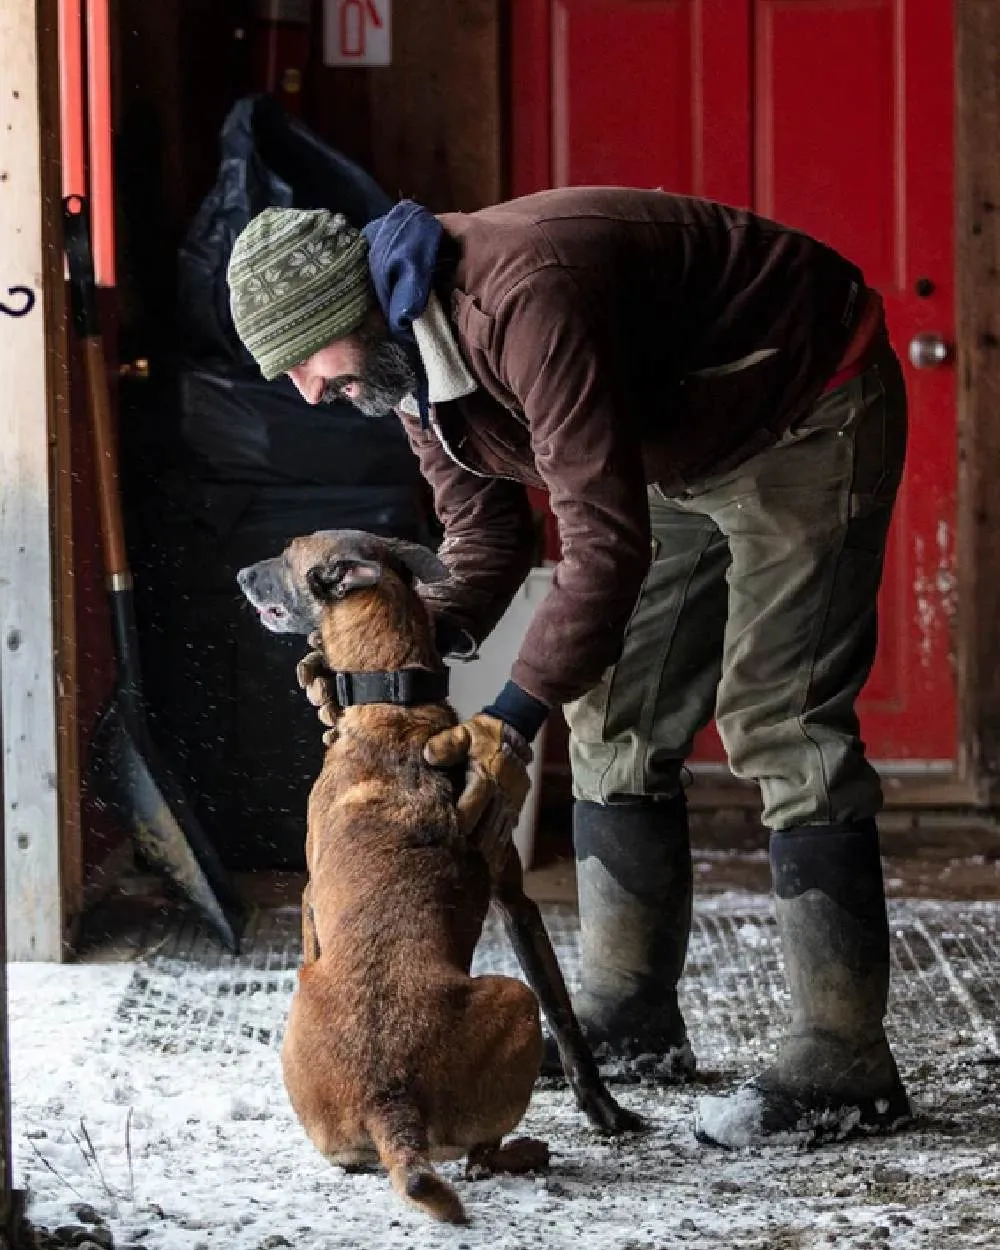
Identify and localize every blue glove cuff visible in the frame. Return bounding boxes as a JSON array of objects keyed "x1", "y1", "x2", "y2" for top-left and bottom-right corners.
[{"x1": 483, "y1": 680, "x2": 549, "y2": 743}]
